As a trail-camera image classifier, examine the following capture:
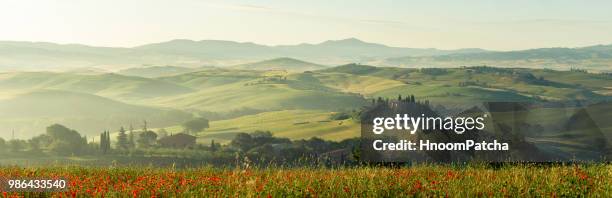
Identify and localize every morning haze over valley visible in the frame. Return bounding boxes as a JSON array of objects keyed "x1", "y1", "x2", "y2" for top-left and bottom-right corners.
[
  {"x1": 2, "y1": 38, "x2": 612, "y2": 72},
  {"x1": 1, "y1": 36, "x2": 611, "y2": 142}
]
